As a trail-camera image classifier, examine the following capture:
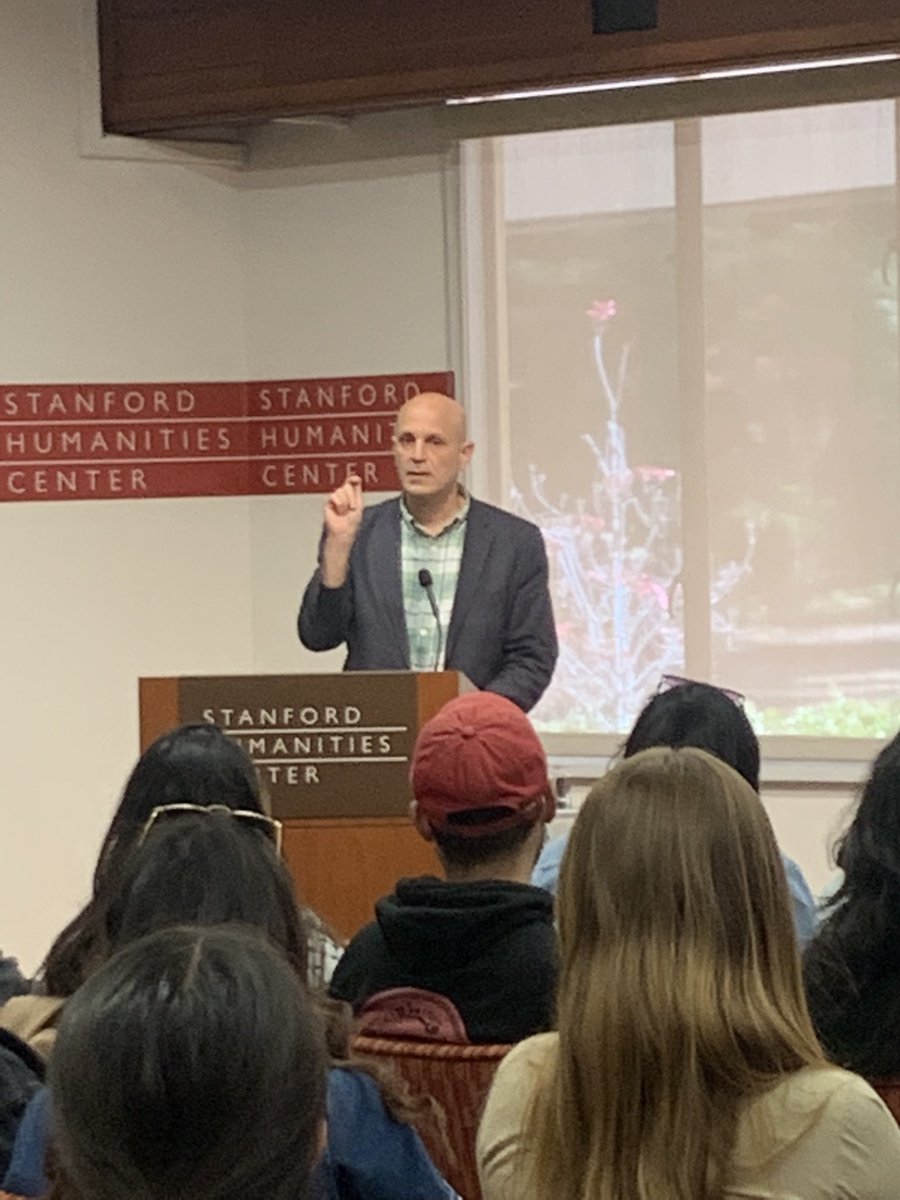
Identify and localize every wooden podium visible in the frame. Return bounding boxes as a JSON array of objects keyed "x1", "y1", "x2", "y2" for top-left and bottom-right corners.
[{"x1": 139, "y1": 670, "x2": 472, "y2": 939}]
